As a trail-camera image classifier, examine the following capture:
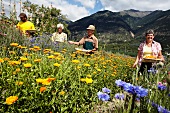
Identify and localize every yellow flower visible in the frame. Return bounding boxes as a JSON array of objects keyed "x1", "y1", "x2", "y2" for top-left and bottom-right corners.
[
  {"x1": 3, "y1": 57, "x2": 10, "y2": 61},
  {"x1": 47, "y1": 55, "x2": 55, "y2": 59},
  {"x1": 55, "y1": 57, "x2": 61, "y2": 61},
  {"x1": 71, "y1": 60, "x2": 80, "y2": 64},
  {"x1": 77, "y1": 66, "x2": 81, "y2": 69},
  {"x1": 93, "y1": 71, "x2": 97, "y2": 74},
  {"x1": 33, "y1": 46, "x2": 41, "y2": 49},
  {"x1": 36, "y1": 78, "x2": 51, "y2": 85},
  {"x1": 0, "y1": 58, "x2": 4, "y2": 63},
  {"x1": 21, "y1": 46, "x2": 27, "y2": 49},
  {"x1": 16, "y1": 81, "x2": 23, "y2": 86},
  {"x1": 17, "y1": 45, "x2": 22, "y2": 48},
  {"x1": 85, "y1": 77, "x2": 93, "y2": 84},
  {"x1": 80, "y1": 78, "x2": 86, "y2": 82},
  {"x1": 80, "y1": 78, "x2": 93, "y2": 84},
  {"x1": 6, "y1": 96, "x2": 18, "y2": 105},
  {"x1": 34, "y1": 59, "x2": 42, "y2": 62},
  {"x1": 59, "y1": 91, "x2": 65, "y2": 95},
  {"x1": 96, "y1": 68, "x2": 101, "y2": 72},
  {"x1": 8, "y1": 61, "x2": 20, "y2": 66},
  {"x1": 36, "y1": 78, "x2": 44, "y2": 83},
  {"x1": 53, "y1": 52, "x2": 60, "y2": 56},
  {"x1": 40, "y1": 87, "x2": 46, "y2": 93},
  {"x1": 86, "y1": 74, "x2": 92, "y2": 78},
  {"x1": 24, "y1": 63, "x2": 32, "y2": 68},
  {"x1": 42, "y1": 80, "x2": 51, "y2": 85},
  {"x1": 54, "y1": 63, "x2": 60, "y2": 67},
  {"x1": 84, "y1": 63, "x2": 91, "y2": 67},
  {"x1": 10, "y1": 43, "x2": 18, "y2": 47},
  {"x1": 9, "y1": 51, "x2": 16, "y2": 54},
  {"x1": 20, "y1": 57, "x2": 28, "y2": 61},
  {"x1": 13, "y1": 71, "x2": 16, "y2": 75}
]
